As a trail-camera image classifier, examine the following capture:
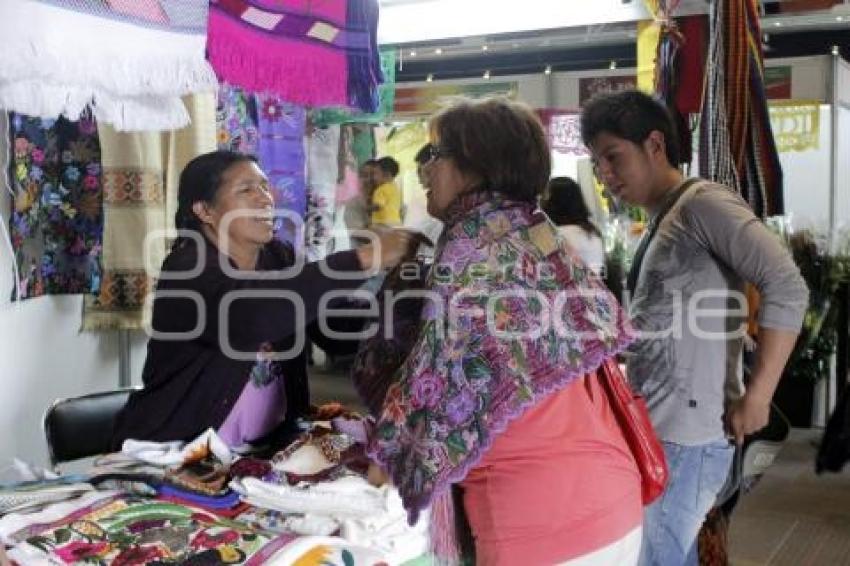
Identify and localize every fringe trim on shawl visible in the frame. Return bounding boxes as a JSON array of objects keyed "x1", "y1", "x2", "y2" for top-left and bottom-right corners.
[
  {"x1": 206, "y1": 8, "x2": 349, "y2": 109},
  {"x1": 0, "y1": 0, "x2": 216, "y2": 130},
  {"x1": 429, "y1": 490, "x2": 462, "y2": 565},
  {"x1": 345, "y1": 0, "x2": 382, "y2": 113},
  {"x1": 0, "y1": 82, "x2": 192, "y2": 132}
]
